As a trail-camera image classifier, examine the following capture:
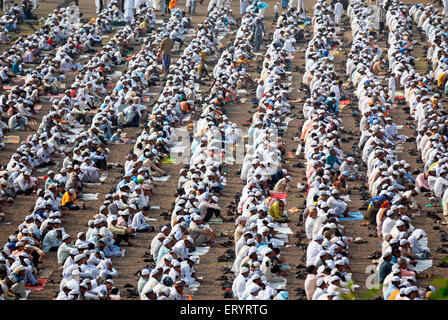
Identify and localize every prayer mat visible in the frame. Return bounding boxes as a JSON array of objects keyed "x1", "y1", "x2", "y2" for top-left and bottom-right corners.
[
  {"x1": 414, "y1": 259, "x2": 433, "y2": 273},
  {"x1": 152, "y1": 175, "x2": 170, "y2": 182},
  {"x1": 340, "y1": 99, "x2": 351, "y2": 105},
  {"x1": 275, "y1": 226, "x2": 293, "y2": 234},
  {"x1": 150, "y1": 206, "x2": 160, "y2": 210},
  {"x1": 79, "y1": 193, "x2": 99, "y2": 201},
  {"x1": 106, "y1": 84, "x2": 115, "y2": 89},
  {"x1": 274, "y1": 233, "x2": 289, "y2": 242},
  {"x1": 271, "y1": 192, "x2": 287, "y2": 200},
  {"x1": 270, "y1": 278, "x2": 287, "y2": 290},
  {"x1": 110, "y1": 138, "x2": 130, "y2": 144},
  {"x1": 38, "y1": 268, "x2": 53, "y2": 279},
  {"x1": 395, "y1": 91, "x2": 405, "y2": 99},
  {"x1": 286, "y1": 151, "x2": 295, "y2": 159},
  {"x1": 3, "y1": 85, "x2": 14, "y2": 90},
  {"x1": 208, "y1": 218, "x2": 223, "y2": 224},
  {"x1": 4, "y1": 135, "x2": 20, "y2": 144},
  {"x1": 25, "y1": 278, "x2": 48, "y2": 291},
  {"x1": 0, "y1": 222, "x2": 13, "y2": 226},
  {"x1": 339, "y1": 212, "x2": 364, "y2": 221},
  {"x1": 188, "y1": 246, "x2": 210, "y2": 256},
  {"x1": 35, "y1": 104, "x2": 43, "y2": 111},
  {"x1": 161, "y1": 158, "x2": 177, "y2": 164}
]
